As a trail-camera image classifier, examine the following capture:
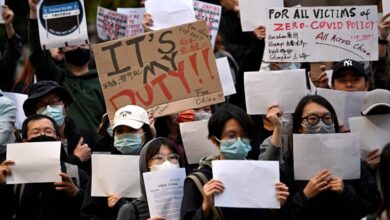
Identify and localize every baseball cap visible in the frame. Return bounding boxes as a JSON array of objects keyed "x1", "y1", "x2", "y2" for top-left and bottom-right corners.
[
  {"x1": 23, "y1": 81, "x2": 73, "y2": 116},
  {"x1": 331, "y1": 59, "x2": 367, "y2": 84},
  {"x1": 361, "y1": 89, "x2": 390, "y2": 116},
  {"x1": 113, "y1": 105, "x2": 150, "y2": 130}
]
